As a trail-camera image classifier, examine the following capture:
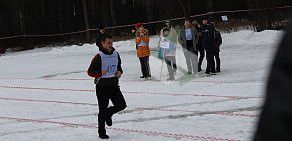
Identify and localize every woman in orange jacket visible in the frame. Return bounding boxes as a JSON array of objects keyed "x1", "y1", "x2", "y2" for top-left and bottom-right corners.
[{"x1": 135, "y1": 23, "x2": 151, "y2": 79}]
